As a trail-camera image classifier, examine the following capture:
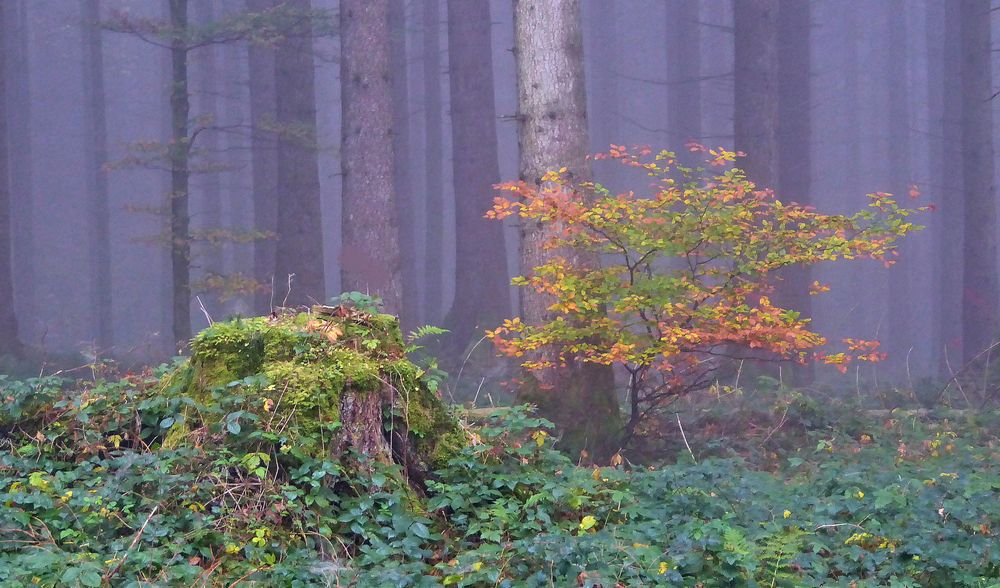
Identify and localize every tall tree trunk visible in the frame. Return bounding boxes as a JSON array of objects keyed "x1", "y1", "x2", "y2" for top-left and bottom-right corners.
[
  {"x1": 422, "y1": 0, "x2": 444, "y2": 324},
  {"x1": 444, "y1": 0, "x2": 509, "y2": 350},
  {"x1": 169, "y1": 0, "x2": 192, "y2": 346},
  {"x1": 6, "y1": 0, "x2": 33, "y2": 337},
  {"x1": 513, "y1": 0, "x2": 619, "y2": 461},
  {"x1": 665, "y1": 0, "x2": 702, "y2": 152},
  {"x1": 733, "y1": 0, "x2": 778, "y2": 189},
  {"x1": 960, "y1": 0, "x2": 997, "y2": 361},
  {"x1": 0, "y1": 6, "x2": 20, "y2": 357},
  {"x1": 340, "y1": 0, "x2": 402, "y2": 313},
  {"x1": 274, "y1": 0, "x2": 325, "y2": 307},
  {"x1": 248, "y1": 0, "x2": 278, "y2": 313},
  {"x1": 193, "y1": 1, "x2": 224, "y2": 299},
  {"x1": 390, "y1": 0, "x2": 420, "y2": 328},
  {"x1": 82, "y1": 0, "x2": 113, "y2": 352},
  {"x1": 775, "y1": 0, "x2": 811, "y2": 382},
  {"x1": 886, "y1": 0, "x2": 913, "y2": 373}
]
